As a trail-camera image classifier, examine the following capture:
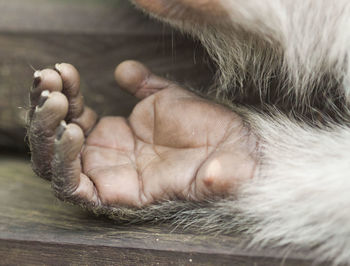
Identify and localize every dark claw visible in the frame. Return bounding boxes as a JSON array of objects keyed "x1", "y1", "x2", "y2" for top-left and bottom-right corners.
[
  {"x1": 33, "y1": 71, "x2": 42, "y2": 88},
  {"x1": 56, "y1": 121, "x2": 67, "y2": 141},
  {"x1": 37, "y1": 90, "x2": 50, "y2": 108},
  {"x1": 54, "y1": 63, "x2": 62, "y2": 74}
]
